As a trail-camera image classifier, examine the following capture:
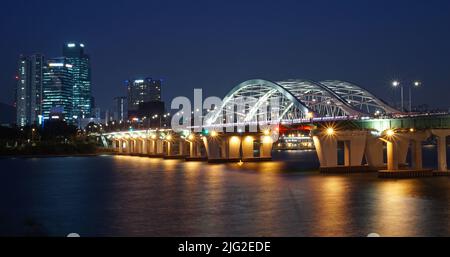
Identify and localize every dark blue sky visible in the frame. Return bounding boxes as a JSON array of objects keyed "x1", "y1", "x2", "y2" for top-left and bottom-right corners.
[{"x1": 1, "y1": 0, "x2": 450, "y2": 110}]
